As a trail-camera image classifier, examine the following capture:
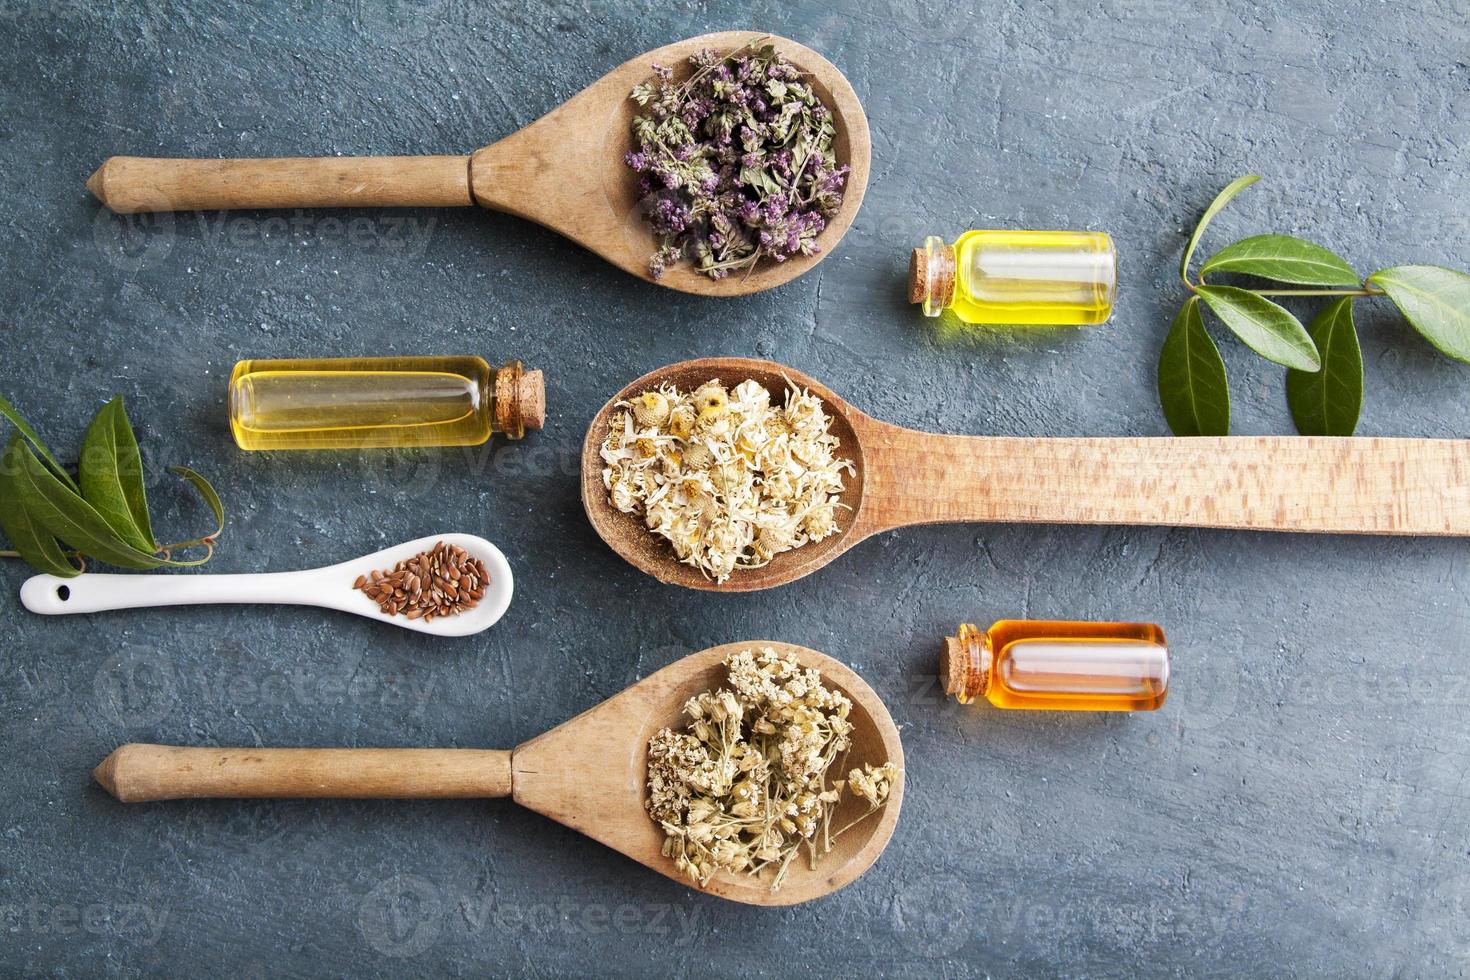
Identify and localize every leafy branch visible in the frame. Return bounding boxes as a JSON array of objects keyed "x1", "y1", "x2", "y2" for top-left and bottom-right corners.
[
  {"x1": 1159, "y1": 175, "x2": 1470, "y2": 436},
  {"x1": 0, "y1": 393, "x2": 224, "y2": 578}
]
